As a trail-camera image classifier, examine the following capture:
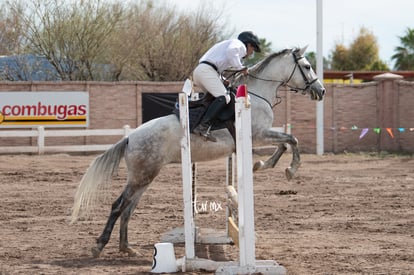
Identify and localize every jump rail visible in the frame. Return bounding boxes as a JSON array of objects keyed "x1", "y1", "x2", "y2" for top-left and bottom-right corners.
[{"x1": 0, "y1": 125, "x2": 131, "y2": 154}]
